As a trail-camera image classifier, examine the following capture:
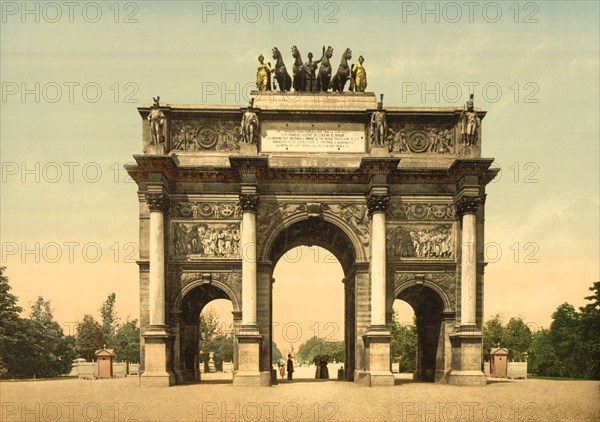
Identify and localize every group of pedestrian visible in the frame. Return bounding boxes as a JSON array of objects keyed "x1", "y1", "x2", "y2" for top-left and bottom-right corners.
[
  {"x1": 313, "y1": 355, "x2": 330, "y2": 379},
  {"x1": 276, "y1": 354, "x2": 330, "y2": 381},
  {"x1": 278, "y1": 354, "x2": 295, "y2": 380}
]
